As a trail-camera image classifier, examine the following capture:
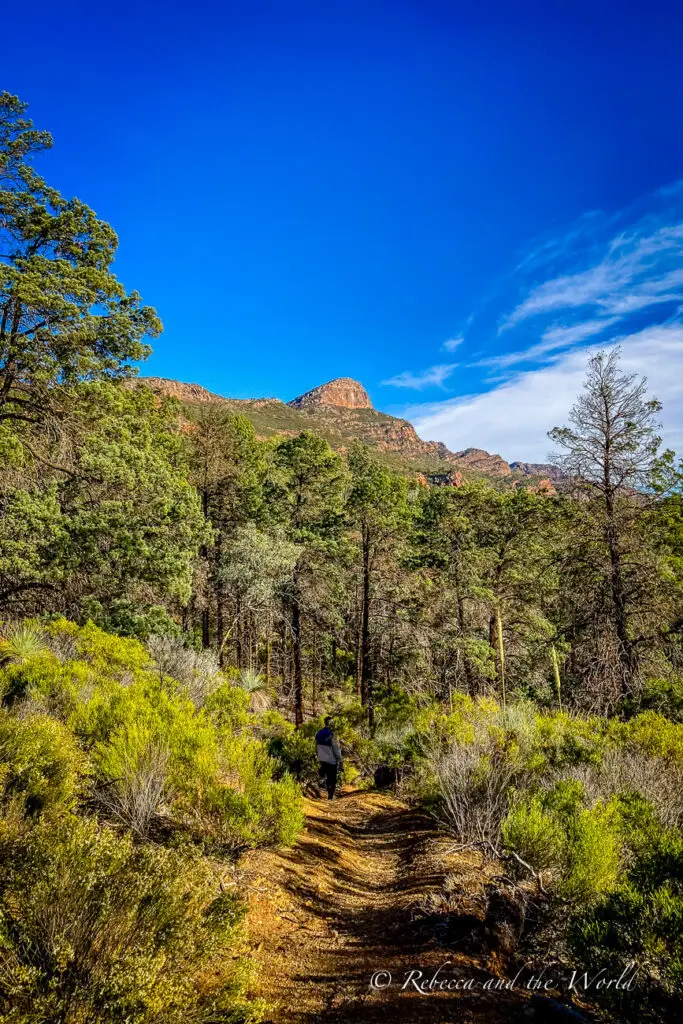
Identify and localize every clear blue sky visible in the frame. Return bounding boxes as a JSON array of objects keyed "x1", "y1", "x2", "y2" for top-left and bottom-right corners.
[{"x1": 5, "y1": 0, "x2": 683, "y2": 459}]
